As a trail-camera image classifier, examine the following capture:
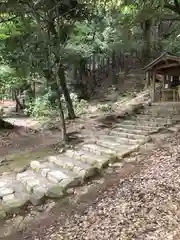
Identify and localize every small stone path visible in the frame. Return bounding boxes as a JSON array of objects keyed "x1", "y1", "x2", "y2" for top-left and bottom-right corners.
[{"x1": 1, "y1": 102, "x2": 180, "y2": 216}]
